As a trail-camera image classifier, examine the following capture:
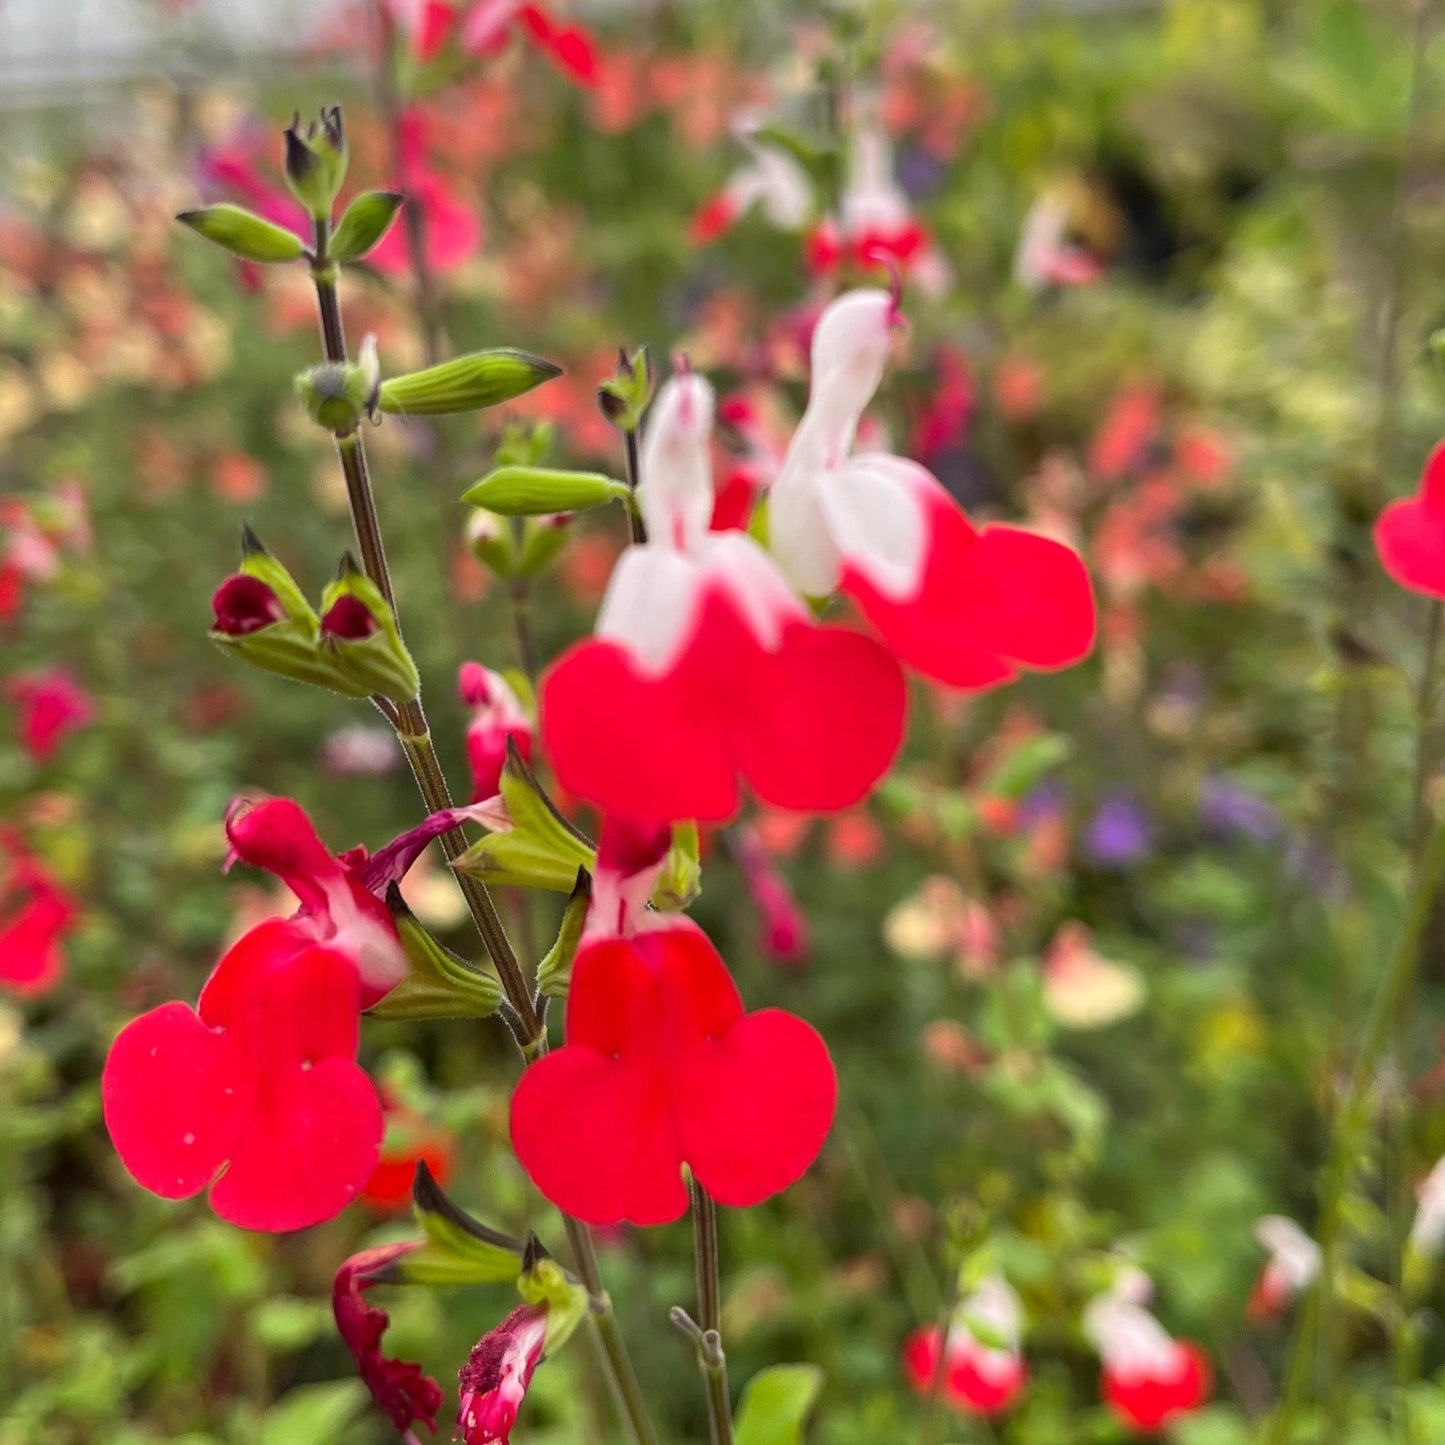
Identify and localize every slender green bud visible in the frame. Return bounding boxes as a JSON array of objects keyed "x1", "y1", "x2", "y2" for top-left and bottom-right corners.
[
  {"x1": 378, "y1": 350, "x2": 562, "y2": 417},
  {"x1": 177, "y1": 204, "x2": 306, "y2": 264},
  {"x1": 329, "y1": 190, "x2": 406, "y2": 264},
  {"x1": 461, "y1": 466, "x2": 629, "y2": 516}
]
